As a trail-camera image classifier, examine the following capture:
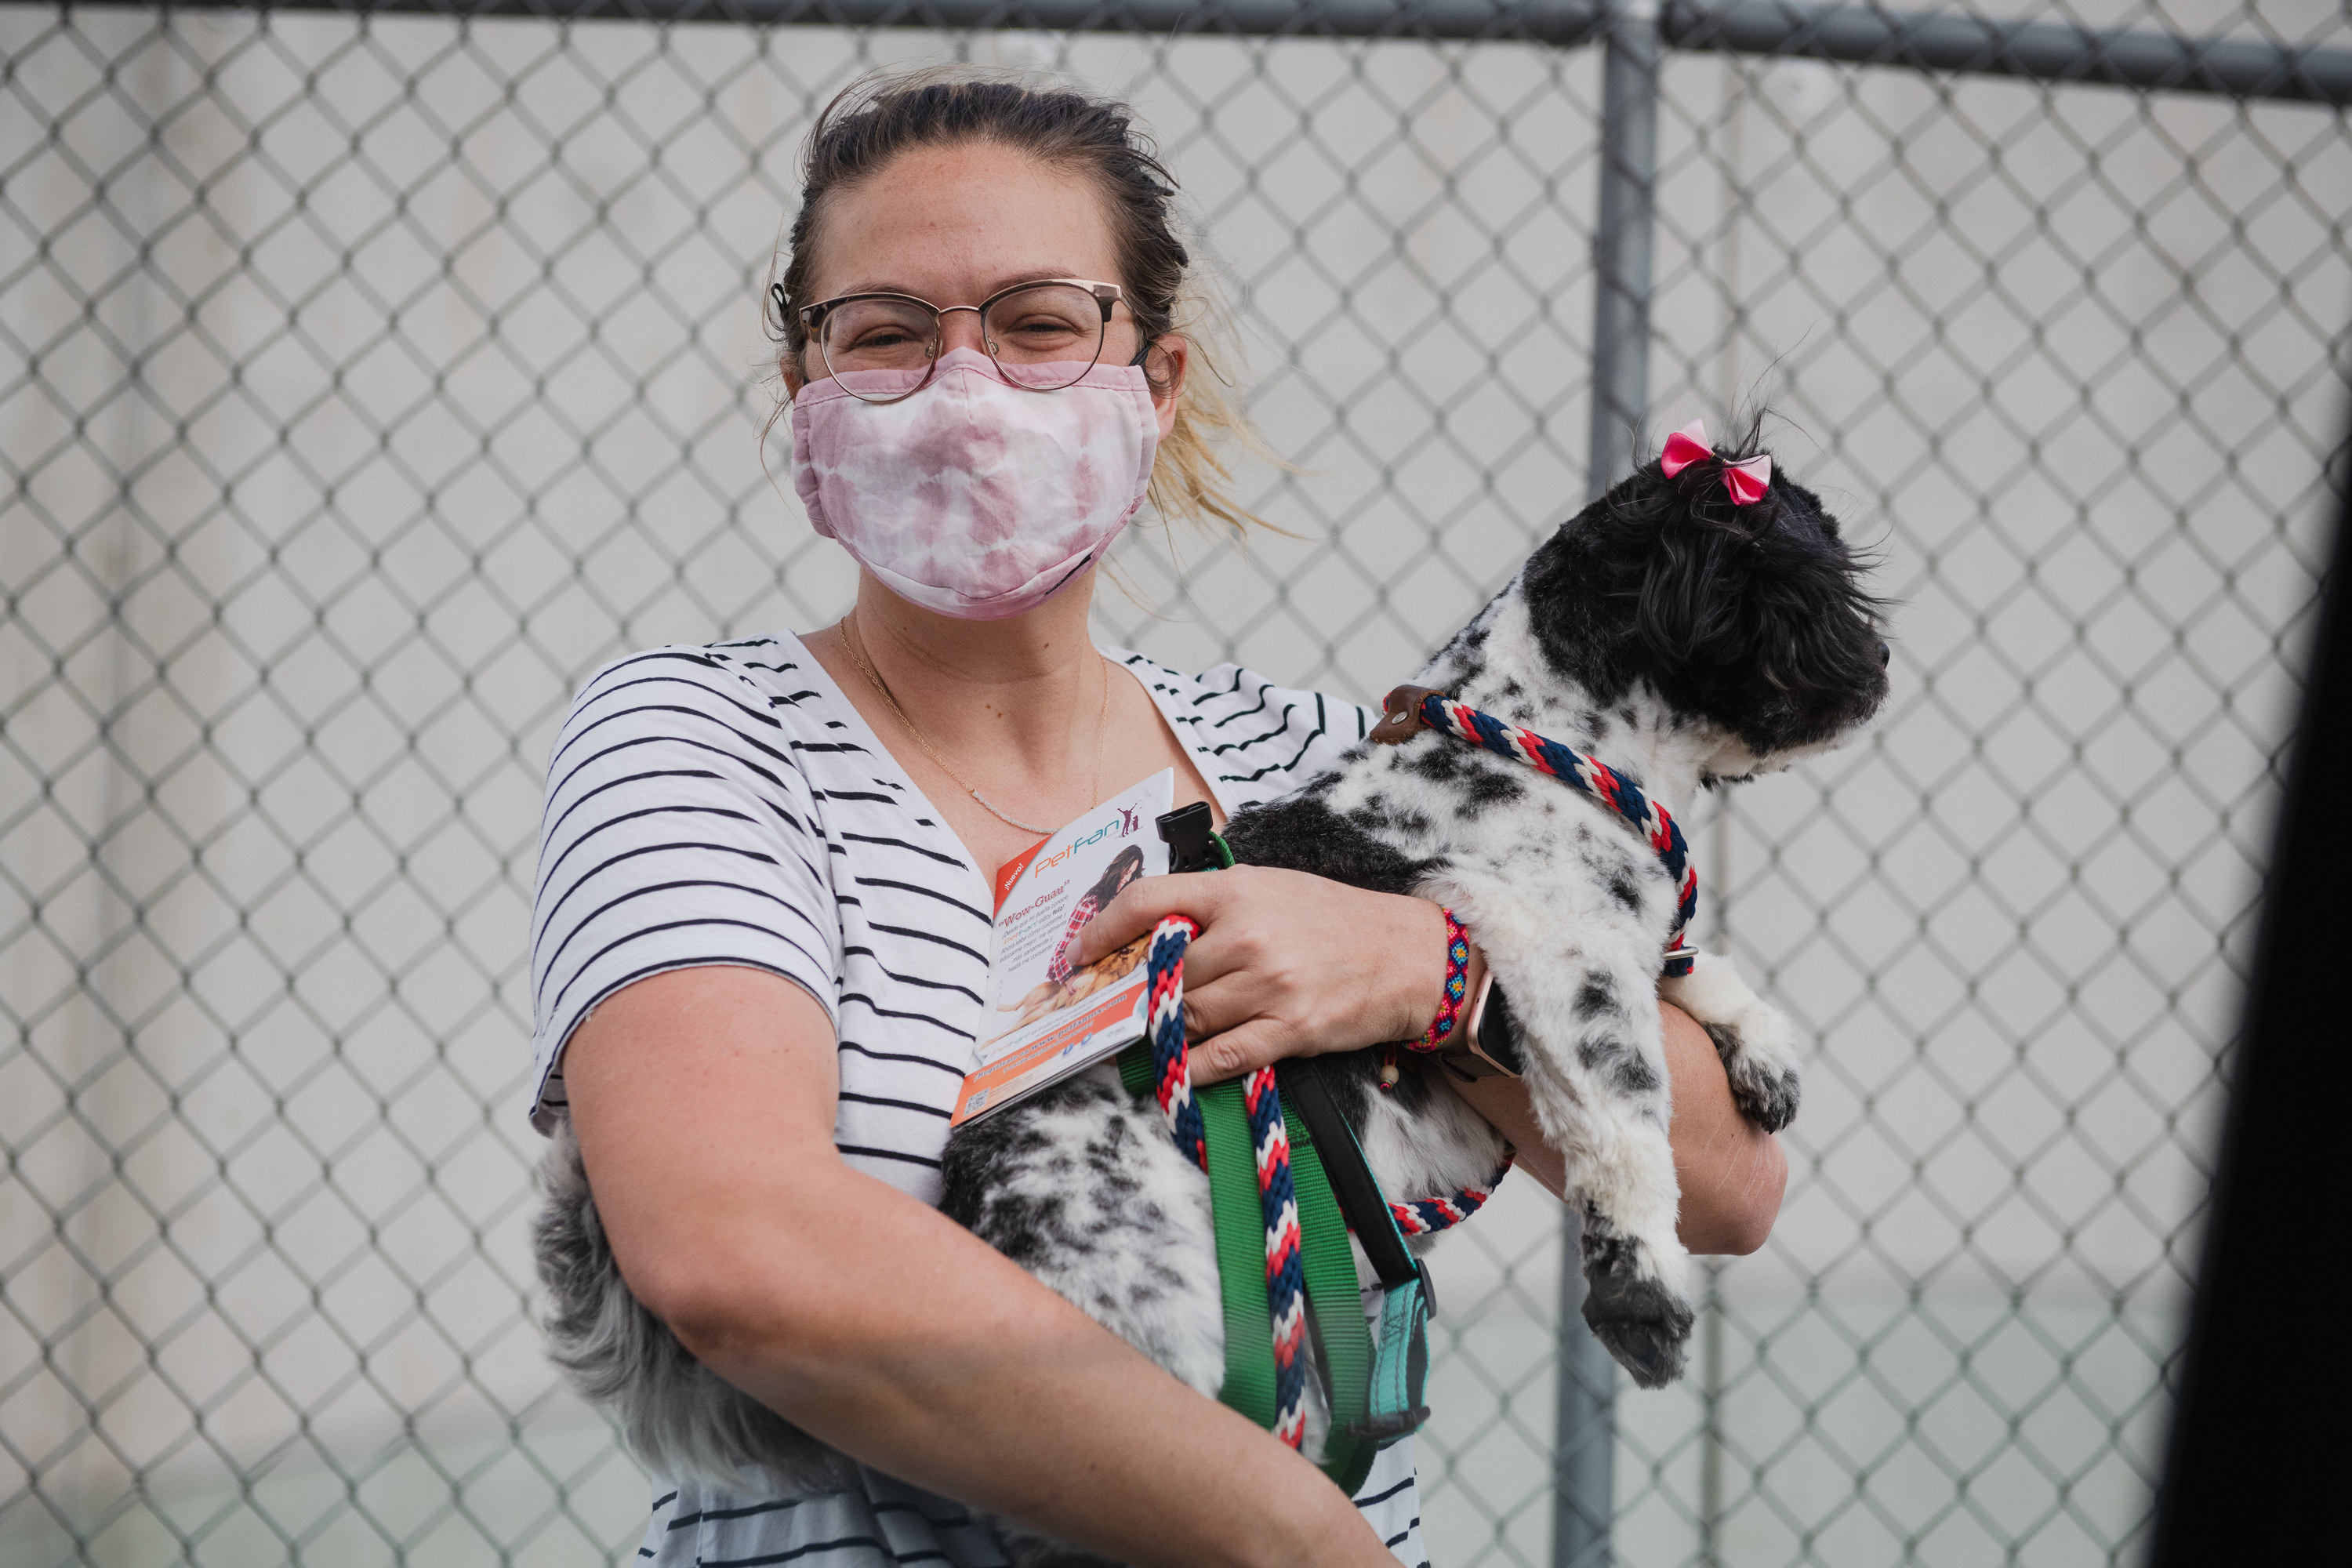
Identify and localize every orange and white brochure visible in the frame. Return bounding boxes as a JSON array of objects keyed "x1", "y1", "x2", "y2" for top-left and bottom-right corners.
[{"x1": 950, "y1": 769, "x2": 1175, "y2": 1127}]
